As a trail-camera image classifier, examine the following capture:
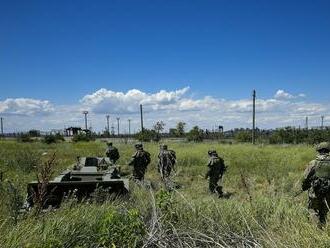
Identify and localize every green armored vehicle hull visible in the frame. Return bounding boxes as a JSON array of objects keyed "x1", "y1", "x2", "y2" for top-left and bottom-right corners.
[{"x1": 25, "y1": 157, "x2": 129, "y2": 209}]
